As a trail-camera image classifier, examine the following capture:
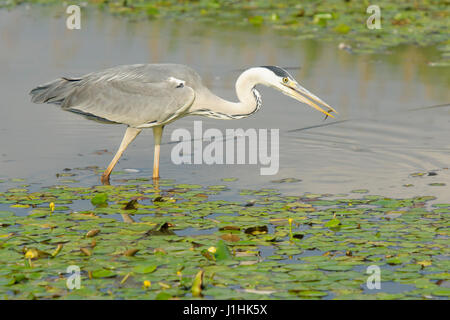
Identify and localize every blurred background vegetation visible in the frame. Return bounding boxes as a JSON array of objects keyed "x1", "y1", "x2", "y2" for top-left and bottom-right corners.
[{"x1": 1, "y1": 0, "x2": 449, "y2": 59}]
